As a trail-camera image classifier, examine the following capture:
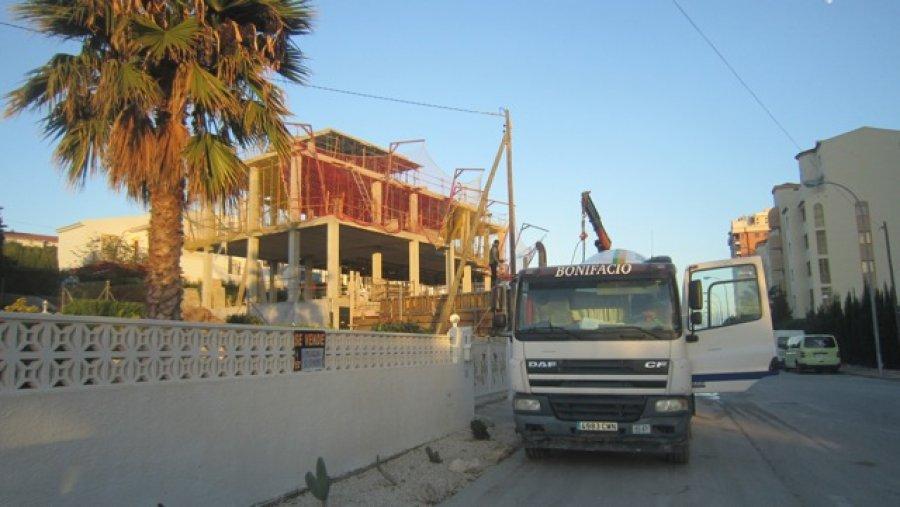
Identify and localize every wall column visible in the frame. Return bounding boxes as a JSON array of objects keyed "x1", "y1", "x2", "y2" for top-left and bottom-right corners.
[
  {"x1": 408, "y1": 193, "x2": 419, "y2": 231},
  {"x1": 288, "y1": 228, "x2": 301, "y2": 302},
  {"x1": 408, "y1": 239, "x2": 420, "y2": 295},
  {"x1": 463, "y1": 265, "x2": 473, "y2": 293},
  {"x1": 303, "y1": 262, "x2": 314, "y2": 301},
  {"x1": 445, "y1": 243, "x2": 455, "y2": 292},
  {"x1": 247, "y1": 237, "x2": 260, "y2": 302},
  {"x1": 372, "y1": 252, "x2": 383, "y2": 284},
  {"x1": 289, "y1": 153, "x2": 302, "y2": 221},
  {"x1": 371, "y1": 181, "x2": 383, "y2": 224},
  {"x1": 326, "y1": 220, "x2": 340, "y2": 300}
]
